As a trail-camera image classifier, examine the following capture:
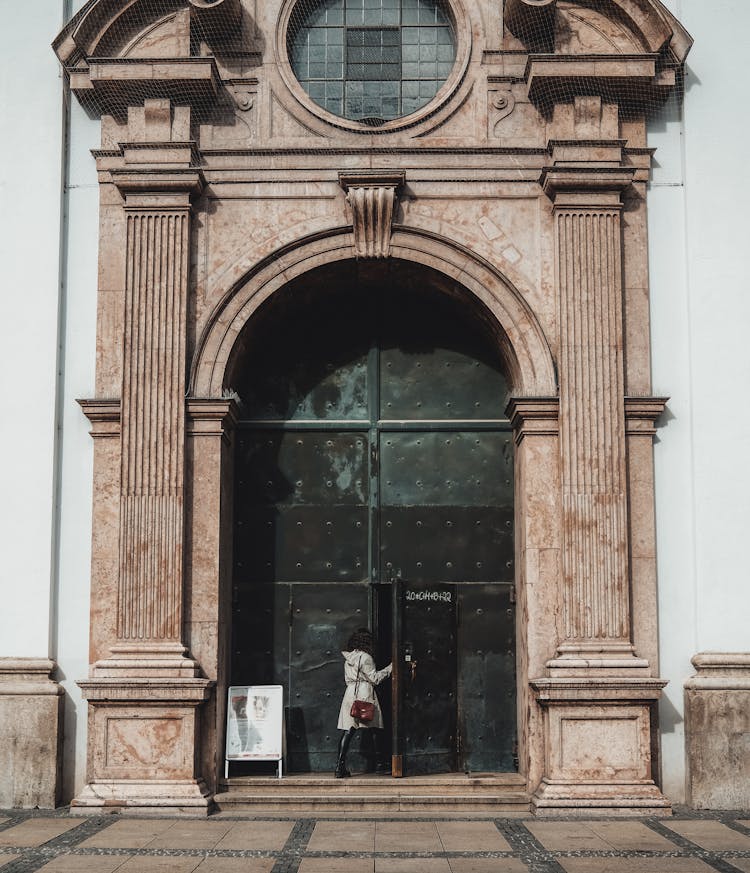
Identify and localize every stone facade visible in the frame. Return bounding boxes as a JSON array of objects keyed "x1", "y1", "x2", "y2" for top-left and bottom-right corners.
[{"x1": 48, "y1": 0, "x2": 702, "y2": 814}]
